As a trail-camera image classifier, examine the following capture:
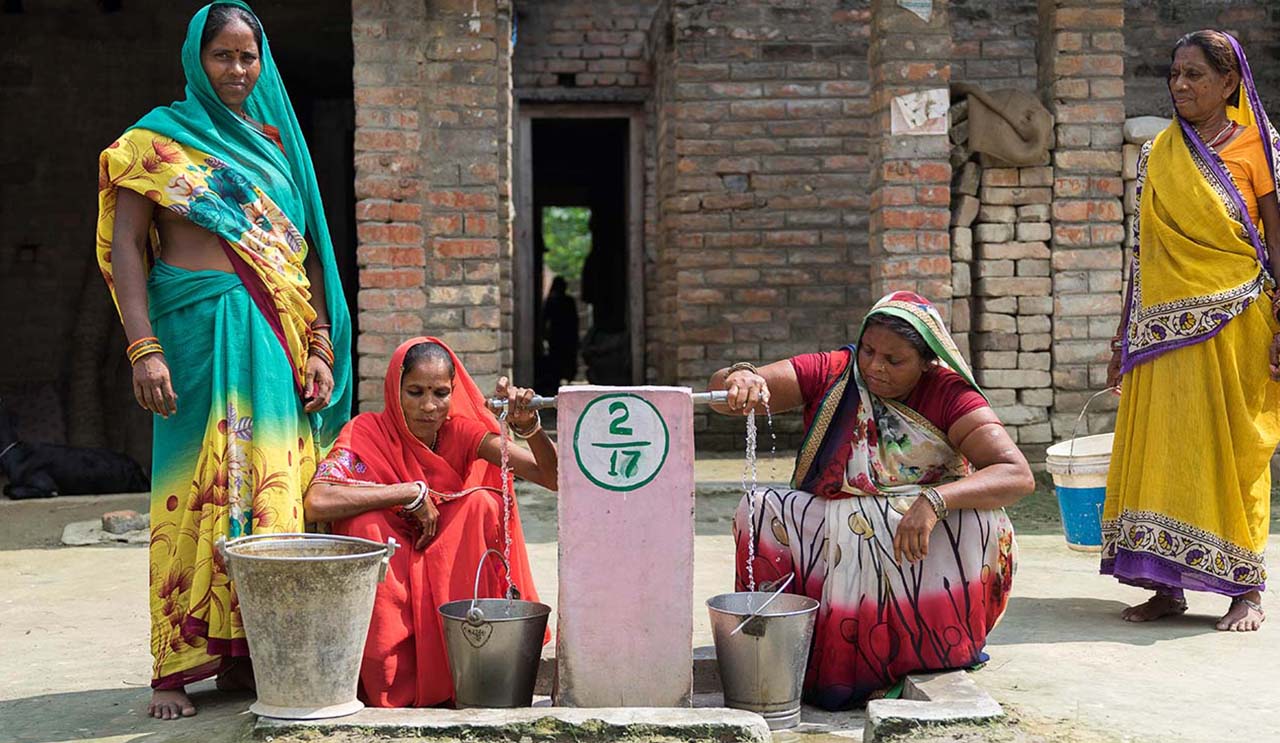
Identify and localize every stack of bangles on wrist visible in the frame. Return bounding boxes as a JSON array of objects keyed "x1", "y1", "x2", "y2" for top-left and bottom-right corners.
[
  {"x1": 310, "y1": 324, "x2": 335, "y2": 368},
  {"x1": 127, "y1": 336, "x2": 164, "y2": 365},
  {"x1": 1109, "y1": 335, "x2": 1123, "y2": 353},
  {"x1": 510, "y1": 410, "x2": 542, "y2": 439},
  {"x1": 727, "y1": 361, "x2": 758, "y2": 376},
  {"x1": 402, "y1": 480, "x2": 429, "y2": 514},
  {"x1": 919, "y1": 486, "x2": 948, "y2": 520}
]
